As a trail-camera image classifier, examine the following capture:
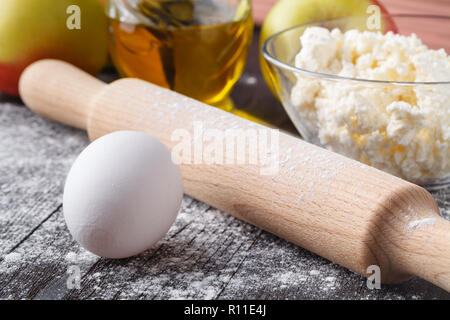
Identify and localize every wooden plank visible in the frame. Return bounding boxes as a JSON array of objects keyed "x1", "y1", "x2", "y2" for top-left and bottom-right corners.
[
  {"x1": 1, "y1": 100, "x2": 449, "y2": 300},
  {"x1": 0, "y1": 103, "x2": 88, "y2": 256},
  {"x1": 1, "y1": 0, "x2": 450, "y2": 299},
  {"x1": 253, "y1": 0, "x2": 277, "y2": 25},
  {"x1": 217, "y1": 231, "x2": 450, "y2": 300},
  {"x1": 382, "y1": 0, "x2": 450, "y2": 15},
  {"x1": 252, "y1": 0, "x2": 450, "y2": 25}
]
